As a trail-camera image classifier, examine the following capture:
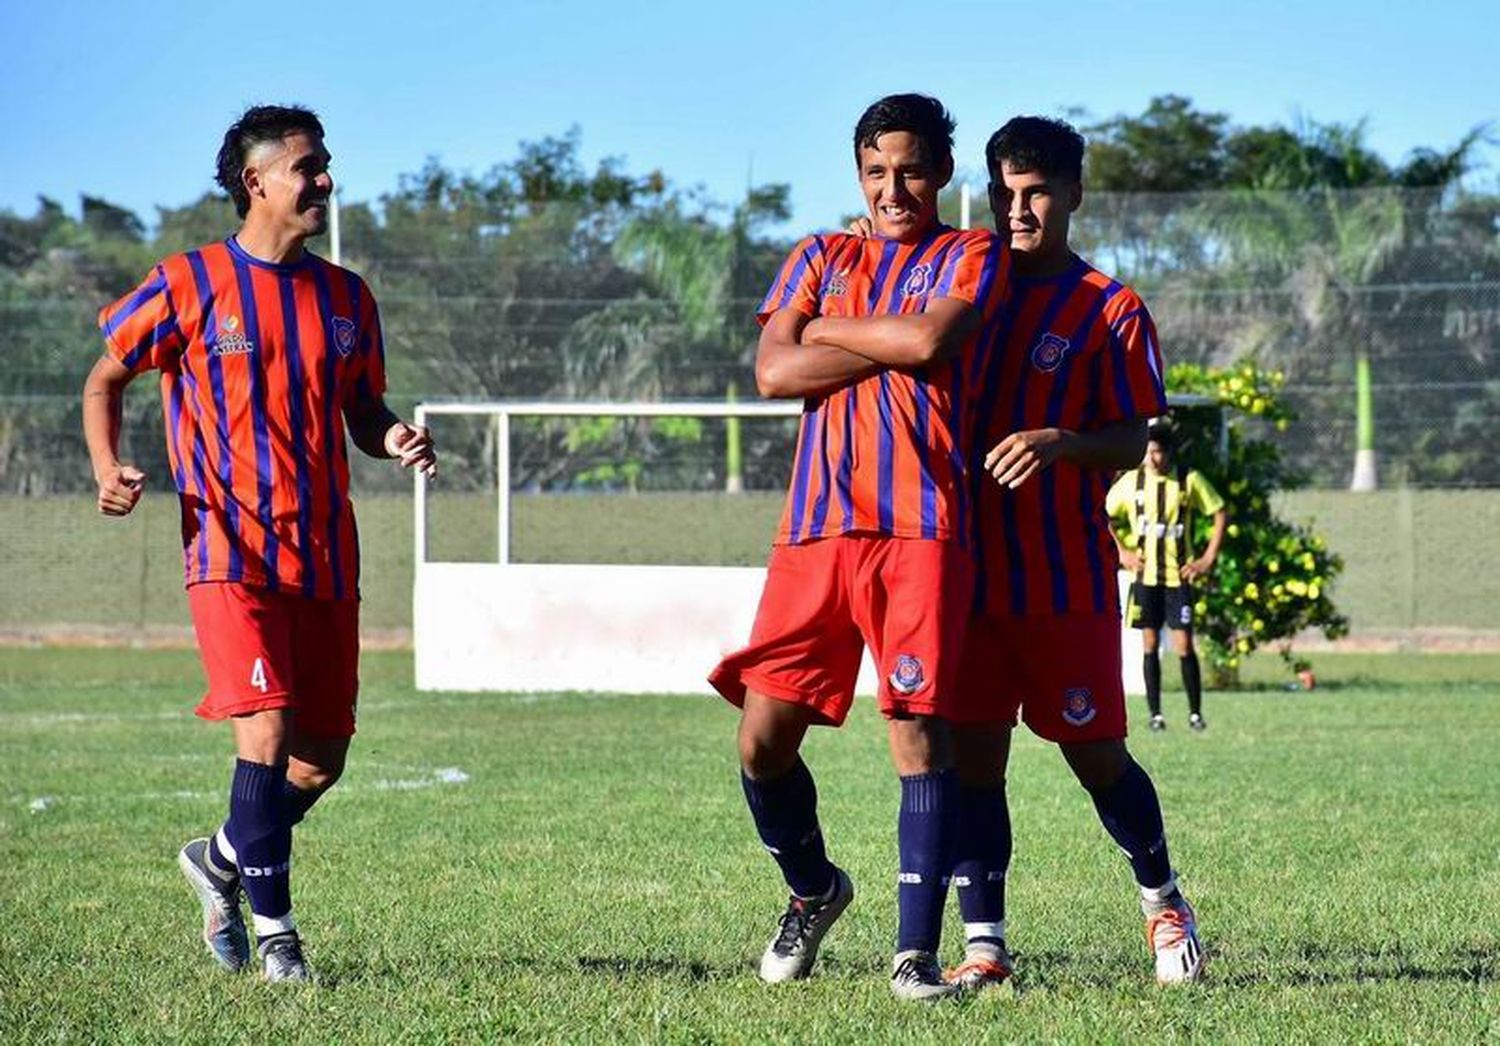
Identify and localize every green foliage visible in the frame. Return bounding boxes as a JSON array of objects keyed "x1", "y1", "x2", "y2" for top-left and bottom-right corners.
[{"x1": 1166, "y1": 360, "x2": 1349, "y2": 681}]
